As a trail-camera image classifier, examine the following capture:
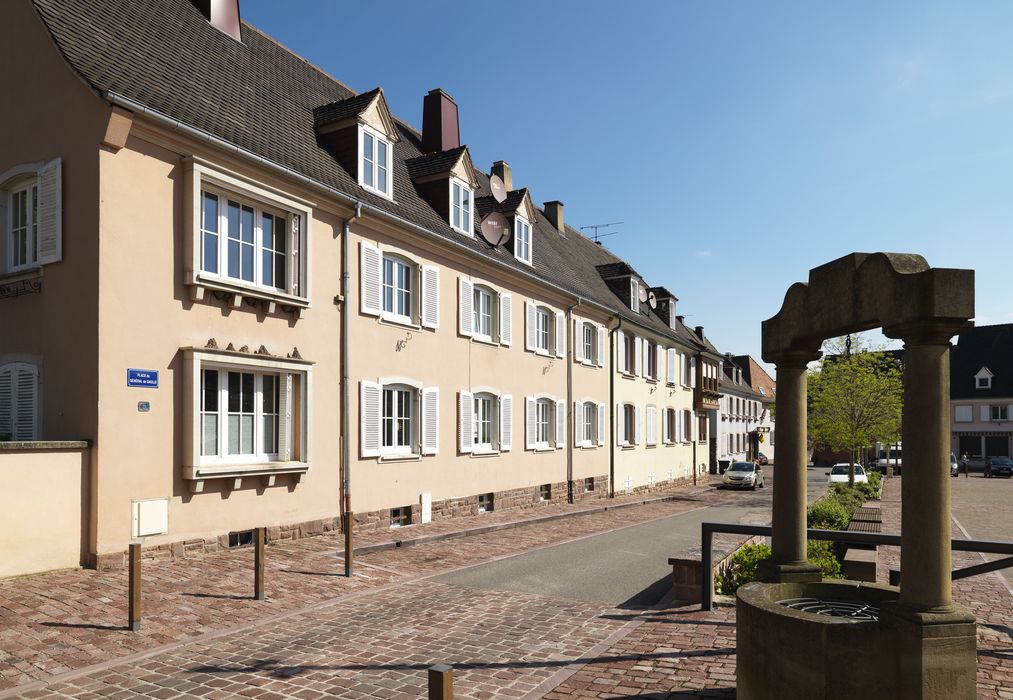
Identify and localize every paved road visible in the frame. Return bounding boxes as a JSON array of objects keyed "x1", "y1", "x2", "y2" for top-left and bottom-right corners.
[
  {"x1": 435, "y1": 464, "x2": 828, "y2": 606},
  {"x1": 947, "y1": 472, "x2": 1013, "y2": 588}
]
